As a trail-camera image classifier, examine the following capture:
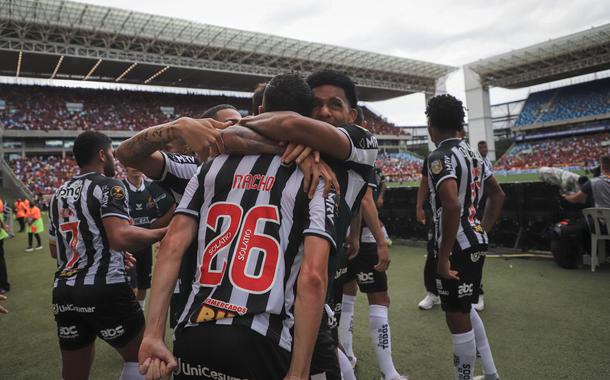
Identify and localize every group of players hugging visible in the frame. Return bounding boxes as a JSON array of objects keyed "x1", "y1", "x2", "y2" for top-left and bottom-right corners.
[{"x1": 48, "y1": 69, "x2": 504, "y2": 380}]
